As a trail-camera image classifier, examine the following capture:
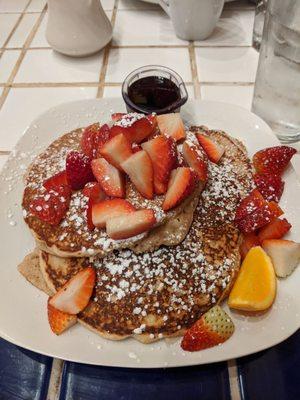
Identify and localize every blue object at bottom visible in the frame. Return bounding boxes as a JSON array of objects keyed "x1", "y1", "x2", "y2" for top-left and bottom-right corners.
[{"x1": 59, "y1": 361, "x2": 230, "y2": 400}]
